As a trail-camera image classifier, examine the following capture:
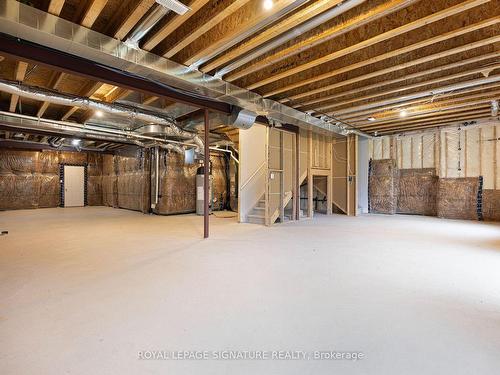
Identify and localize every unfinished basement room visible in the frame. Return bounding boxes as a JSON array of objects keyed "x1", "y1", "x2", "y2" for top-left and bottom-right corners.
[{"x1": 0, "y1": 0, "x2": 499, "y2": 374}]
